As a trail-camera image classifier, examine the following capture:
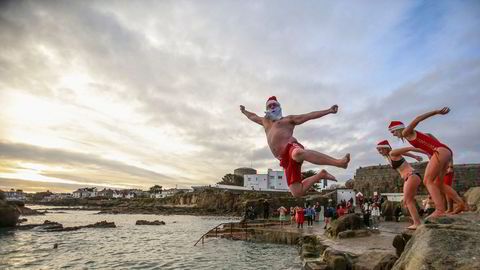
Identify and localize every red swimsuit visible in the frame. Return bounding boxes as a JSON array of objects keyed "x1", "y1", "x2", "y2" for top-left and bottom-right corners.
[
  {"x1": 279, "y1": 142, "x2": 304, "y2": 186},
  {"x1": 407, "y1": 130, "x2": 452, "y2": 156}
]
